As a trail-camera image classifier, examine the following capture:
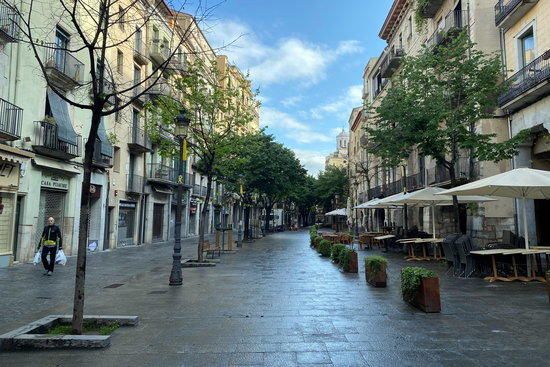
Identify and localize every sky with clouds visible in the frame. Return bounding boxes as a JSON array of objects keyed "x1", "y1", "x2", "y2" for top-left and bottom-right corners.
[{"x1": 203, "y1": 1, "x2": 392, "y2": 175}]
